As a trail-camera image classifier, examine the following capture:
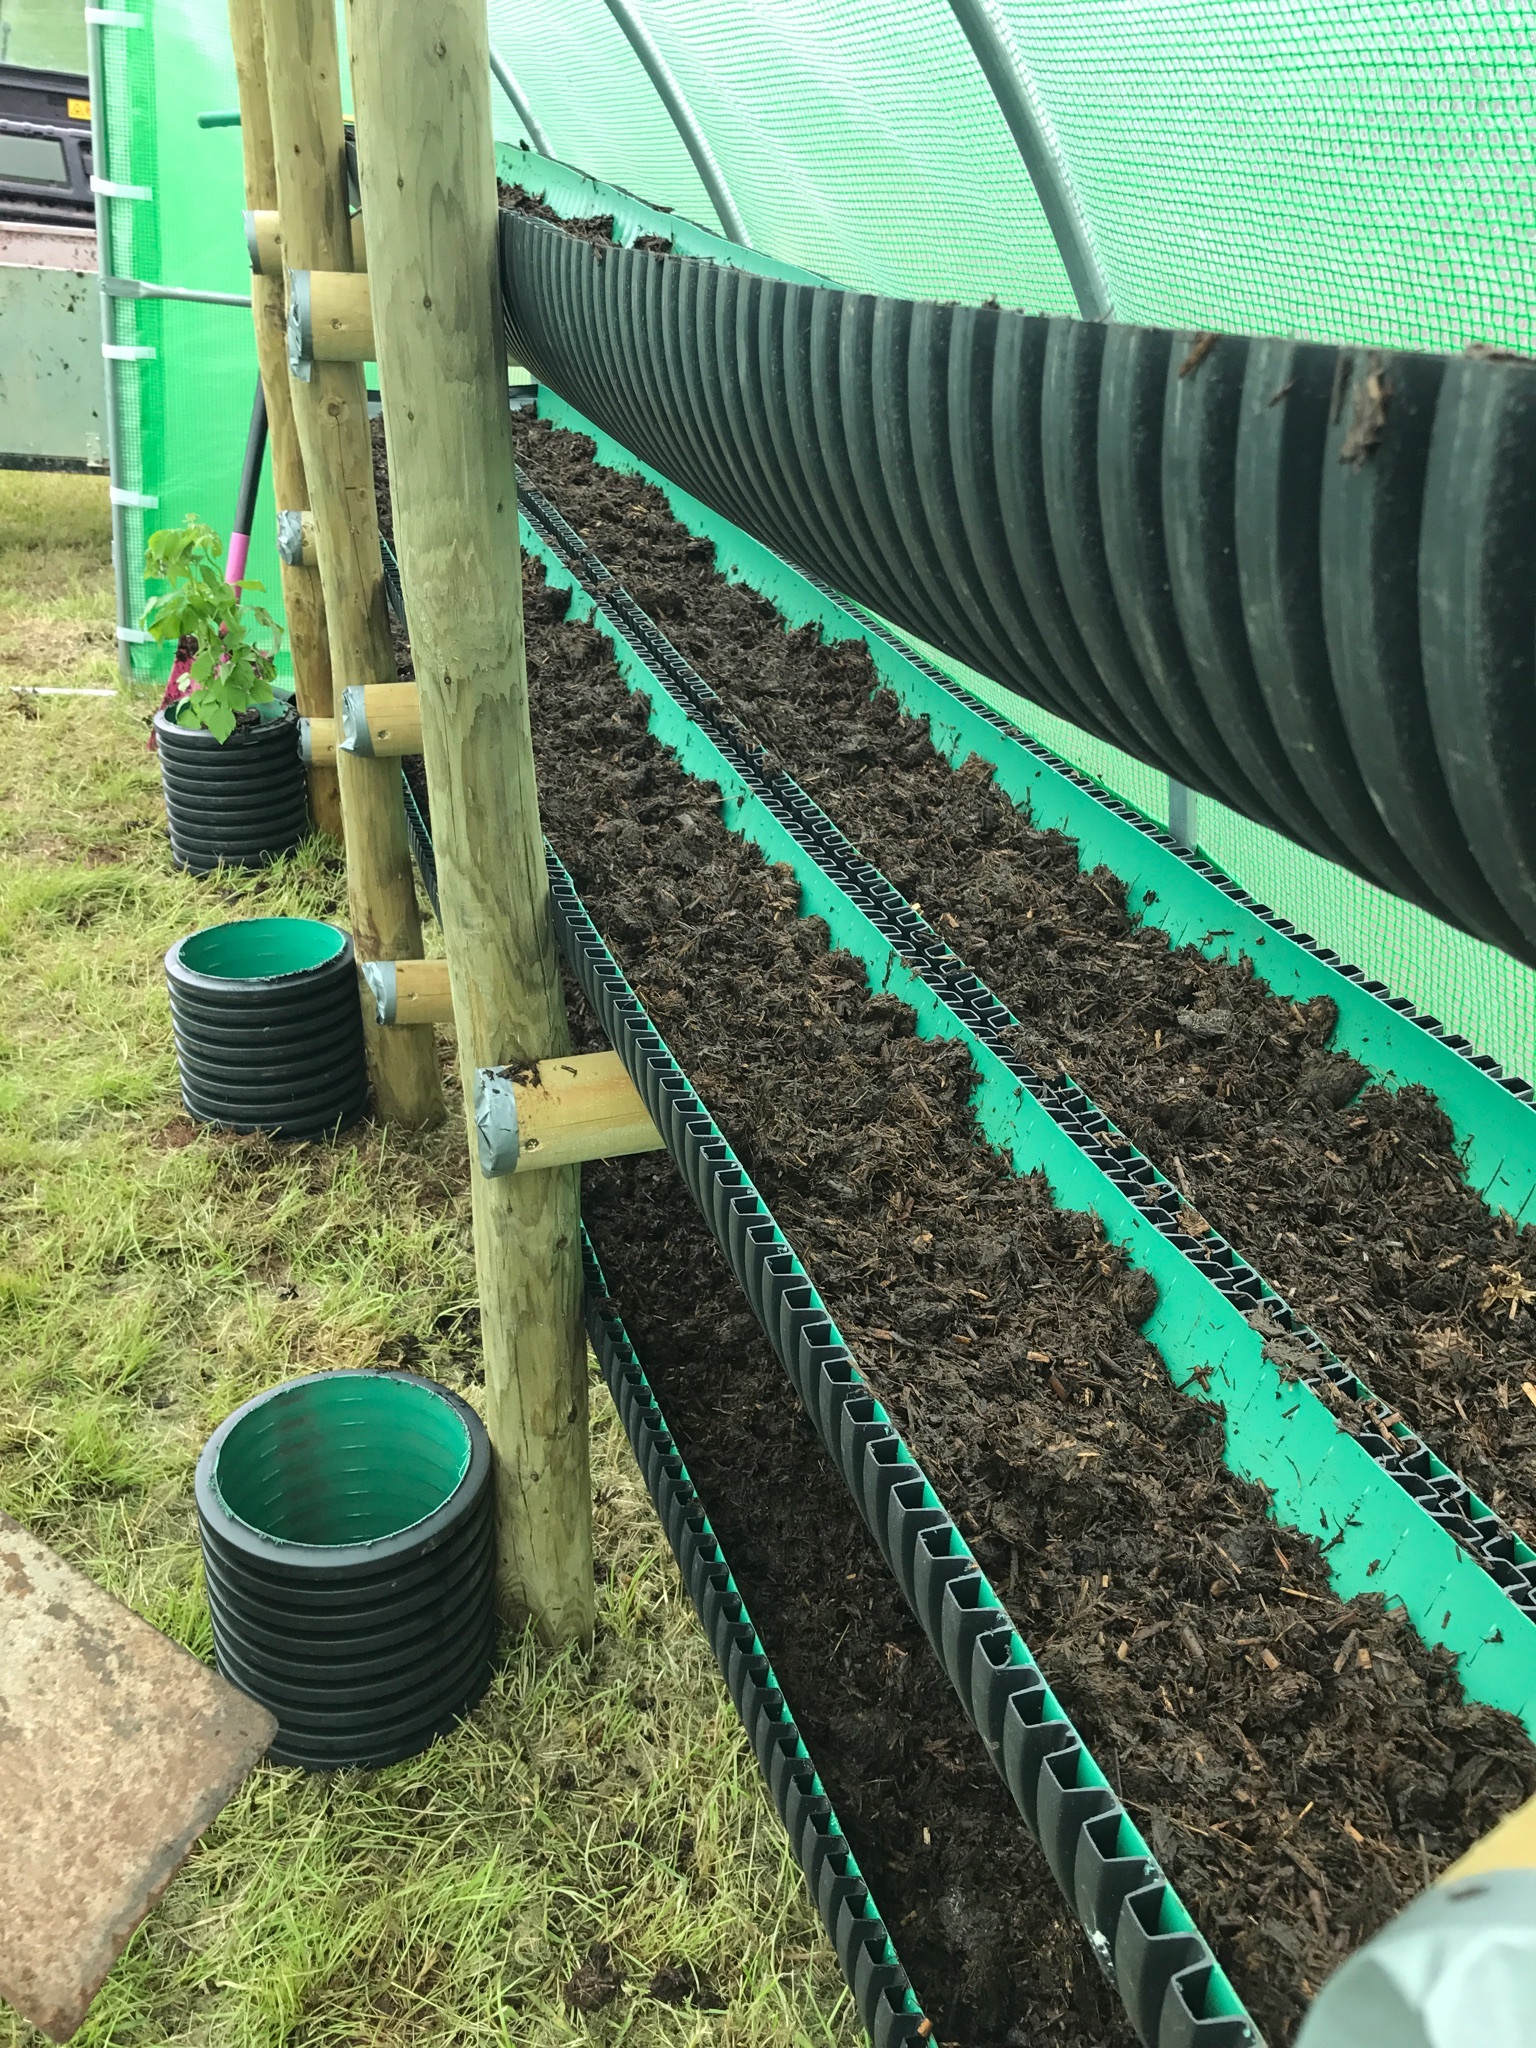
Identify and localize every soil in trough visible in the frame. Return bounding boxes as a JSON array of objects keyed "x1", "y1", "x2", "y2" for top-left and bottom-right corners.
[
  {"x1": 509, "y1": 409, "x2": 1536, "y2": 1548},
  {"x1": 506, "y1": 558, "x2": 1535, "y2": 2045},
  {"x1": 376, "y1": 423, "x2": 1536, "y2": 2042}
]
